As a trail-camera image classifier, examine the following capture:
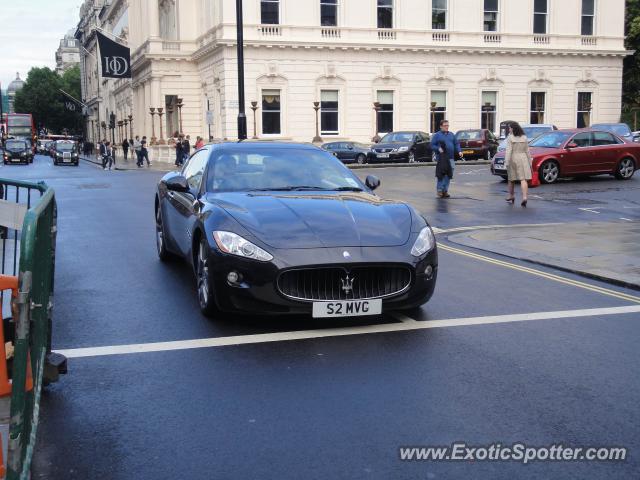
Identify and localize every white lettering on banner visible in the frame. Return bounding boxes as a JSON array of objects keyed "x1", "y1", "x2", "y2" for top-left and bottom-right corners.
[{"x1": 104, "y1": 56, "x2": 129, "y2": 76}]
